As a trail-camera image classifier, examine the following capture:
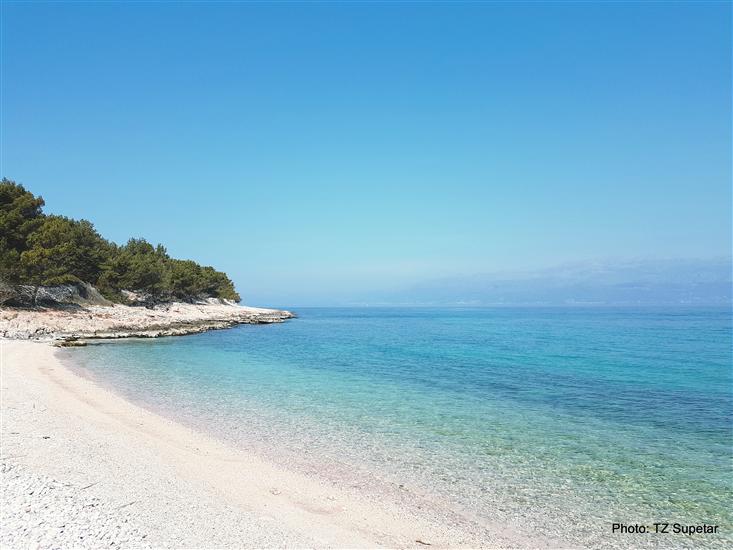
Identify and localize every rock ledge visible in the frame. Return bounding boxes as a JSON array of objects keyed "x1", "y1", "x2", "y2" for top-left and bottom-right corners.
[{"x1": 0, "y1": 301, "x2": 294, "y2": 342}]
